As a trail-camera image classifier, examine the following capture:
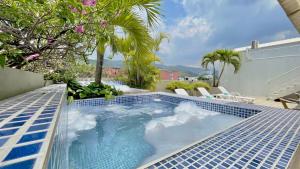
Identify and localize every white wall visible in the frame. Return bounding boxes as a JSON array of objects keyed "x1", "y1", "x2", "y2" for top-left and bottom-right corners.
[
  {"x1": 221, "y1": 40, "x2": 300, "y2": 98},
  {"x1": 0, "y1": 67, "x2": 45, "y2": 100}
]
